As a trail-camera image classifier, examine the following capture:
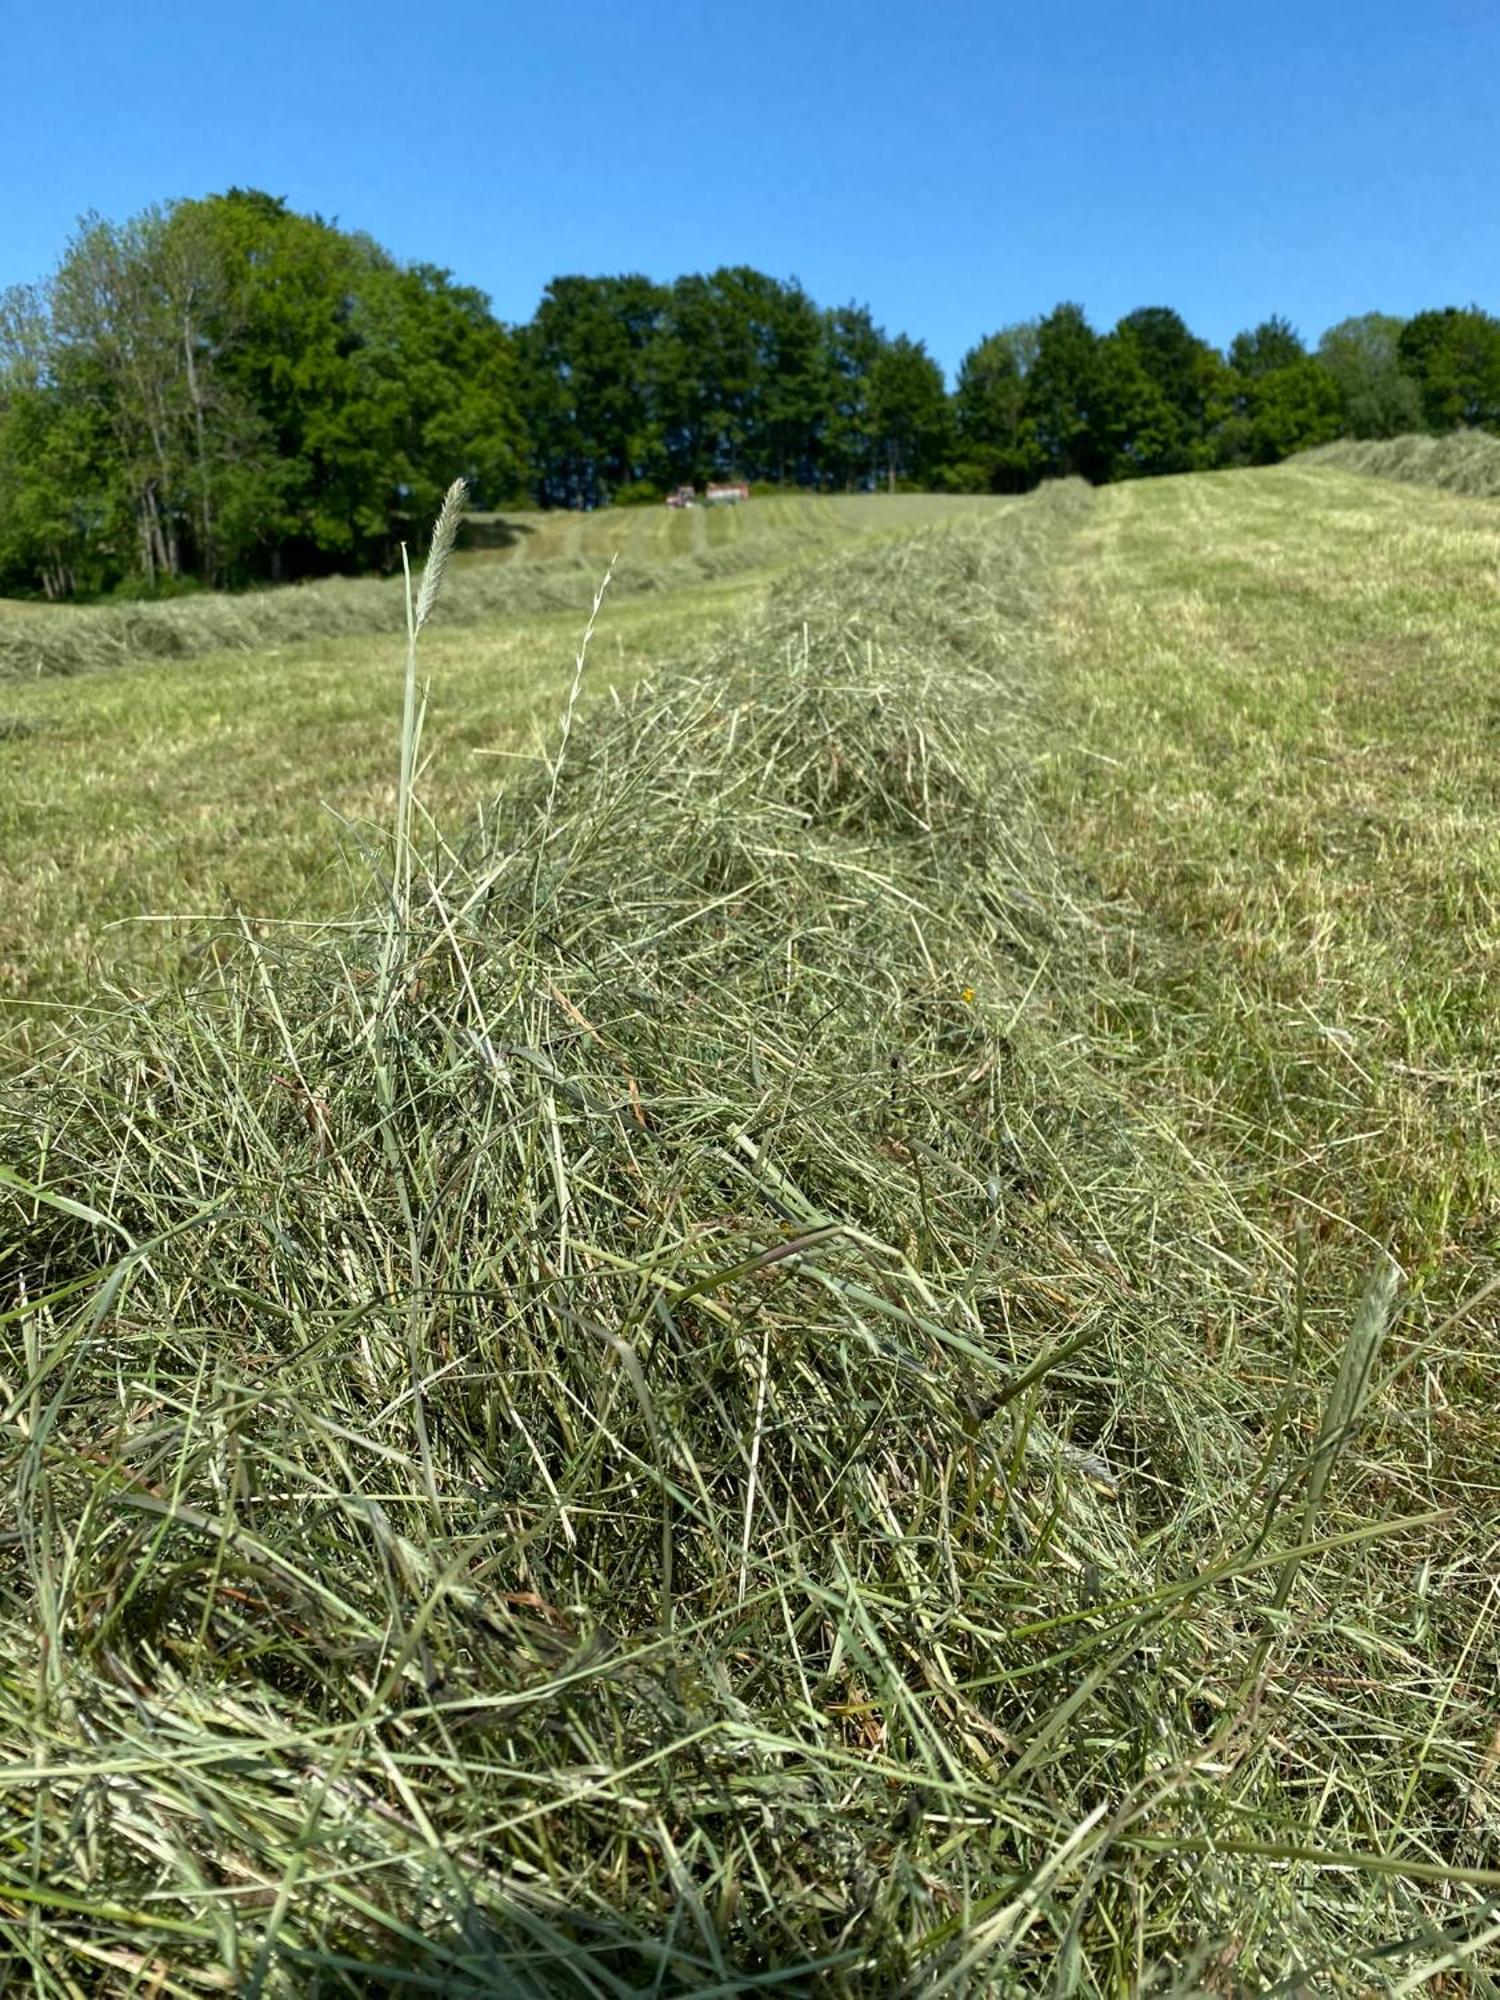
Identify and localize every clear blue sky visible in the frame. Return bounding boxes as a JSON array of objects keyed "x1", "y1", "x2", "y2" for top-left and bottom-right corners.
[{"x1": 3, "y1": 0, "x2": 1495, "y2": 379}]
